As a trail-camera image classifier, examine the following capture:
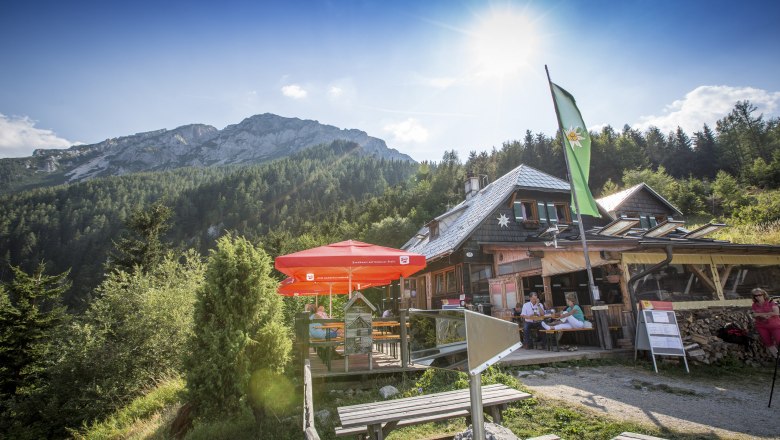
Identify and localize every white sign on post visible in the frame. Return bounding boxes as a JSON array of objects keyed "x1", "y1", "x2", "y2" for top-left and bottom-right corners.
[{"x1": 635, "y1": 308, "x2": 689, "y2": 373}]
